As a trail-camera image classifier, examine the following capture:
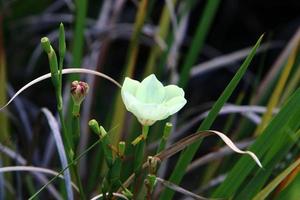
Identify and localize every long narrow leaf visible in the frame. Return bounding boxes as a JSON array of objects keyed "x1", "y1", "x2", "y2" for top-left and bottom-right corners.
[
  {"x1": 213, "y1": 87, "x2": 300, "y2": 197},
  {"x1": 255, "y1": 40, "x2": 298, "y2": 135},
  {"x1": 156, "y1": 177, "x2": 208, "y2": 200},
  {"x1": 119, "y1": 129, "x2": 261, "y2": 192},
  {"x1": 109, "y1": 0, "x2": 149, "y2": 146},
  {"x1": 160, "y1": 35, "x2": 264, "y2": 200},
  {"x1": 0, "y1": 142, "x2": 62, "y2": 198},
  {"x1": 253, "y1": 157, "x2": 300, "y2": 200},
  {"x1": 0, "y1": 159, "x2": 4, "y2": 200},
  {"x1": 41, "y1": 108, "x2": 73, "y2": 200},
  {"x1": 0, "y1": 68, "x2": 121, "y2": 111},
  {"x1": 0, "y1": 15, "x2": 9, "y2": 165},
  {"x1": 0, "y1": 166, "x2": 79, "y2": 192},
  {"x1": 178, "y1": 0, "x2": 221, "y2": 87}
]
